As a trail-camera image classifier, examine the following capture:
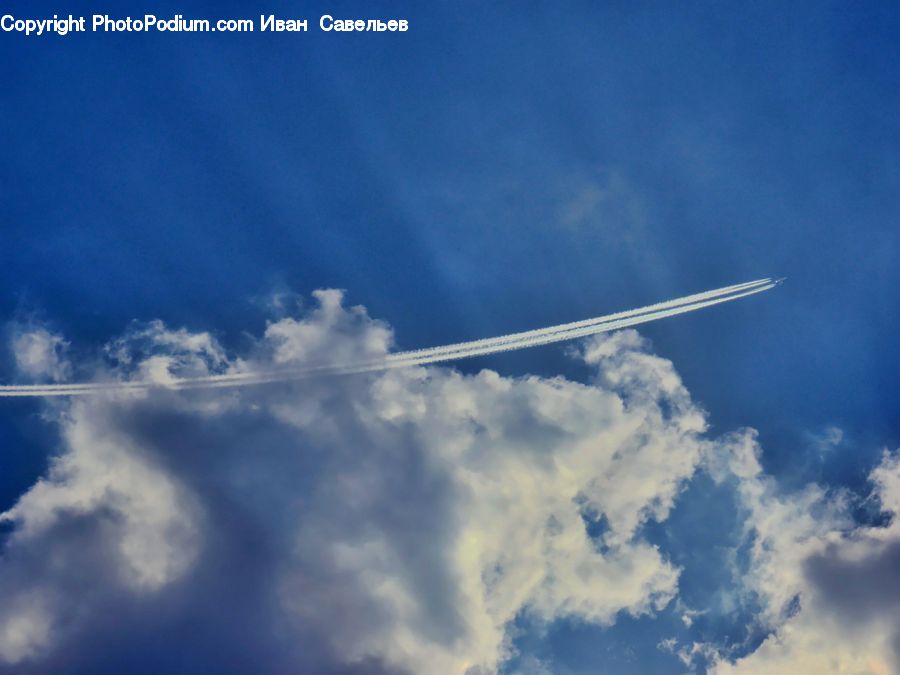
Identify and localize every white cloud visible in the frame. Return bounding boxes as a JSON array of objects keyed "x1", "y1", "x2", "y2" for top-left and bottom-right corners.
[
  {"x1": 103, "y1": 319, "x2": 230, "y2": 383},
  {"x1": 0, "y1": 594, "x2": 52, "y2": 664},
  {"x1": 0, "y1": 292, "x2": 715, "y2": 673},
  {"x1": 11, "y1": 328, "x2": 70, "y2": 382},
  {"x1": 705, "y1": 444, "x2": 900, "y2": 674},
  {"x1": 0, "y1": 290, "x2": 894, "y2": 674},
  {"x1": 0, "y1": 399, "x2": 204, "y2": 665}
]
